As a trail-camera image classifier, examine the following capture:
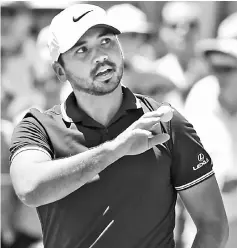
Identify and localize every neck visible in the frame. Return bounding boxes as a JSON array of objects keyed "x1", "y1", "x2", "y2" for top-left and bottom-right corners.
[
  {"x1": 171, "y1": 50, "x2": 193, "y2": 71},
  {"x1": 177, "y1": 54, "x2": 191, "y2": 71},
  {"x1": 73, "y1": 85, "x2": 123, "y2": 126}
]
